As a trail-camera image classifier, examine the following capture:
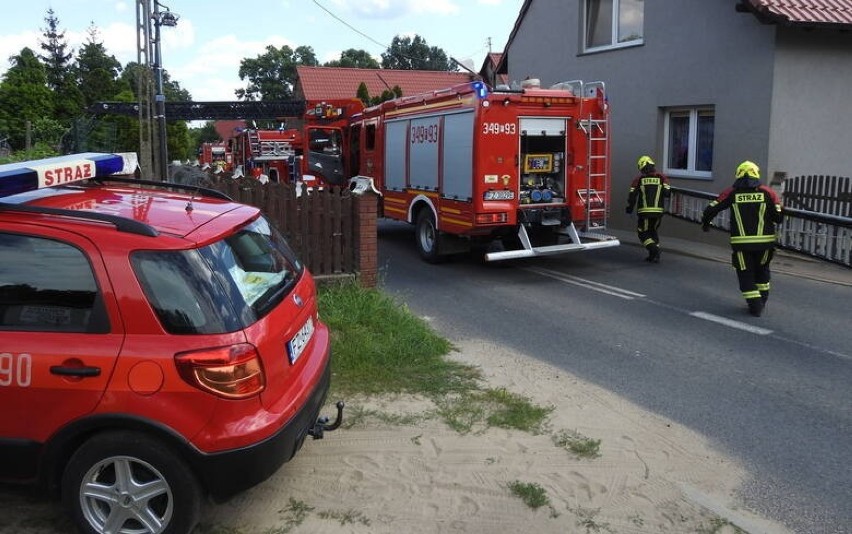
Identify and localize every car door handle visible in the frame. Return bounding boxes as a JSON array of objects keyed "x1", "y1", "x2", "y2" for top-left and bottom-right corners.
[{"x1": 50, "y1": 365, "x2": 101, "y2": 377}]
